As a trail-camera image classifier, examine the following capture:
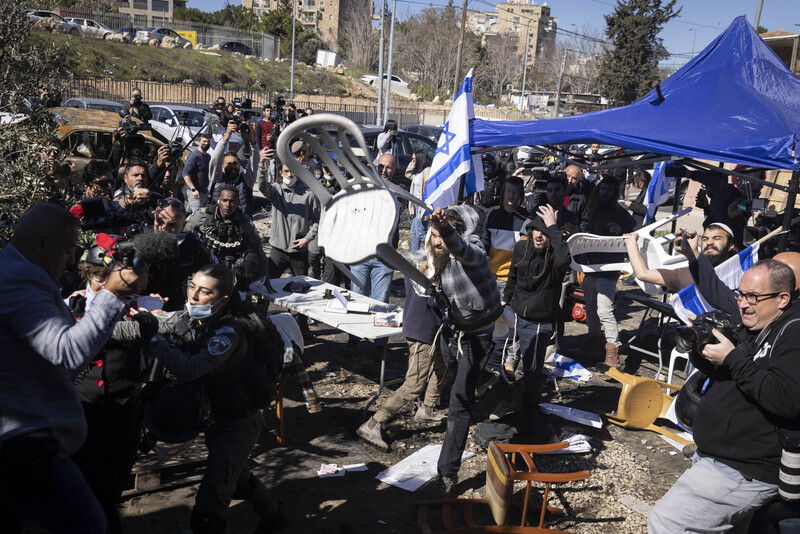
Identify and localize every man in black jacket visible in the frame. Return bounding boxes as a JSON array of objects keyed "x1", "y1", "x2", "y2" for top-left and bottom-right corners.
[{"x1": 649, "y1": 260, "x2": 800, "y2": 533}]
